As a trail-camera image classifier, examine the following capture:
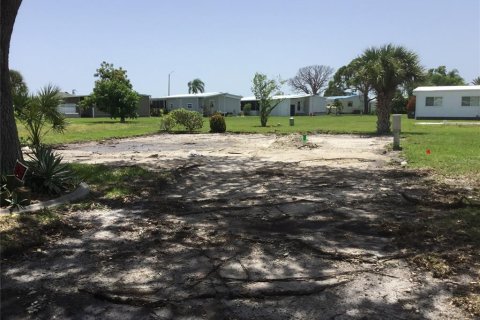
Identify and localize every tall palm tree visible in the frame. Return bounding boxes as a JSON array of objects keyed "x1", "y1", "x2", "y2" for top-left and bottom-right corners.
[
  {"x1": 188, "y1": 78, "x2": 205, "y2": 94},
  {"x1": 360, "y1": 44, "x2": 423, "y2": 134},
  {"x1": 472, "y1": 77, "x2": 480, "y2": 85}
]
